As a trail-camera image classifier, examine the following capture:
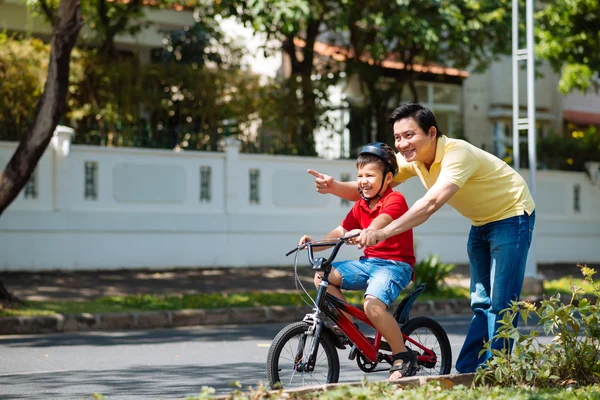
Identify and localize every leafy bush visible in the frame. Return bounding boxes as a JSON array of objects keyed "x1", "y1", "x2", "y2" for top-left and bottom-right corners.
[
  {"x1": 475, "y1": 264, "x2": 600, "y2": 388},
  {"x1": 537, "y1": 126, "x2": 600, "y2": 171},
  {"x1": 413, "y1": 255, "x2": 455, "y2": 294},
  {"x1": 185, "y1": 380, "x2": 600, "y2": 399}
]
